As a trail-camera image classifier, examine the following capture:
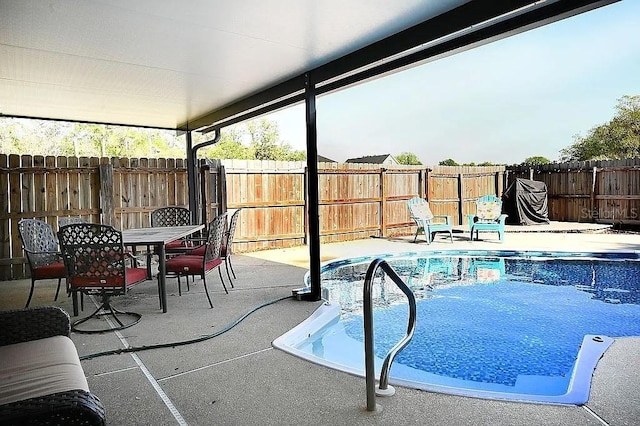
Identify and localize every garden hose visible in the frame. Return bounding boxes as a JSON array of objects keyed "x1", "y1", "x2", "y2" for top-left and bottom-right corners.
[{"x1": 79, "y1": 295, "x2": 294, "y2": 360}]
